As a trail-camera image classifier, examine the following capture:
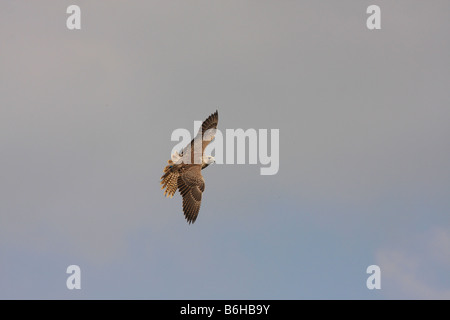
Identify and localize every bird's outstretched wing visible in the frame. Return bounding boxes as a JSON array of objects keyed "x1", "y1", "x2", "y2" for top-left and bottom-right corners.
[
  {"x1": 177, "y1": 165, "x2": 205, "y2": 224},
  {"x1": 180, "y1": 110, "x2": 218, "y2": 164},
  {"x1": 198, "y1": 110, "x2": 219, "y2": 151}
]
